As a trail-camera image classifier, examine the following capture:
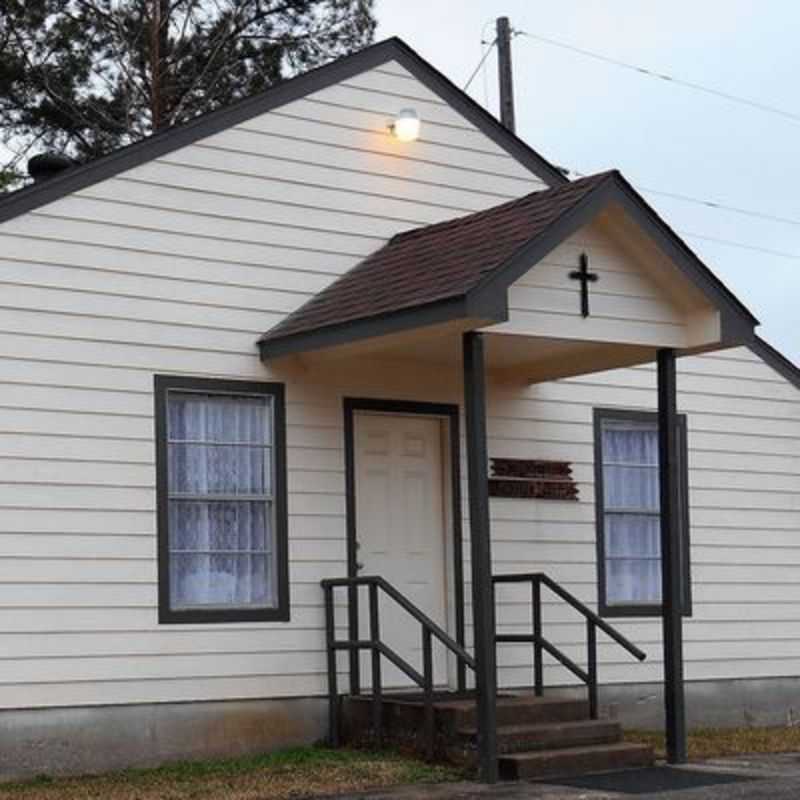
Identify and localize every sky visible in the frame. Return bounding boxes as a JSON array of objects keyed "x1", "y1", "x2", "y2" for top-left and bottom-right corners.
[{"x1": 376, "y1": 0, "x2": 800, "y2": 364}]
